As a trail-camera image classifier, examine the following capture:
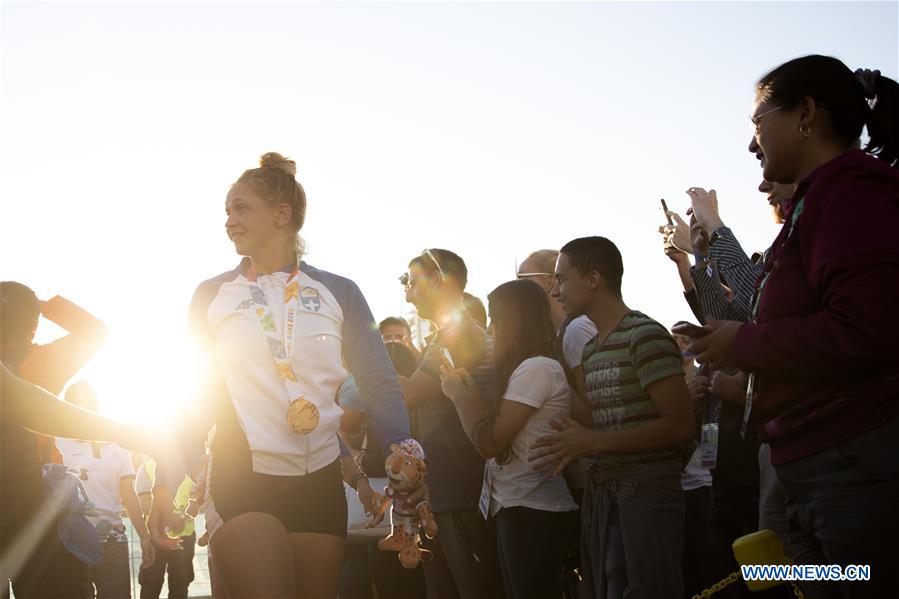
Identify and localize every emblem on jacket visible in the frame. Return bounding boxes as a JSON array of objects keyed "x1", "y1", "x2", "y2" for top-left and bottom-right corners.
[{"x1": 301, "y1": 288, "x2": 321, "y2": 312}]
